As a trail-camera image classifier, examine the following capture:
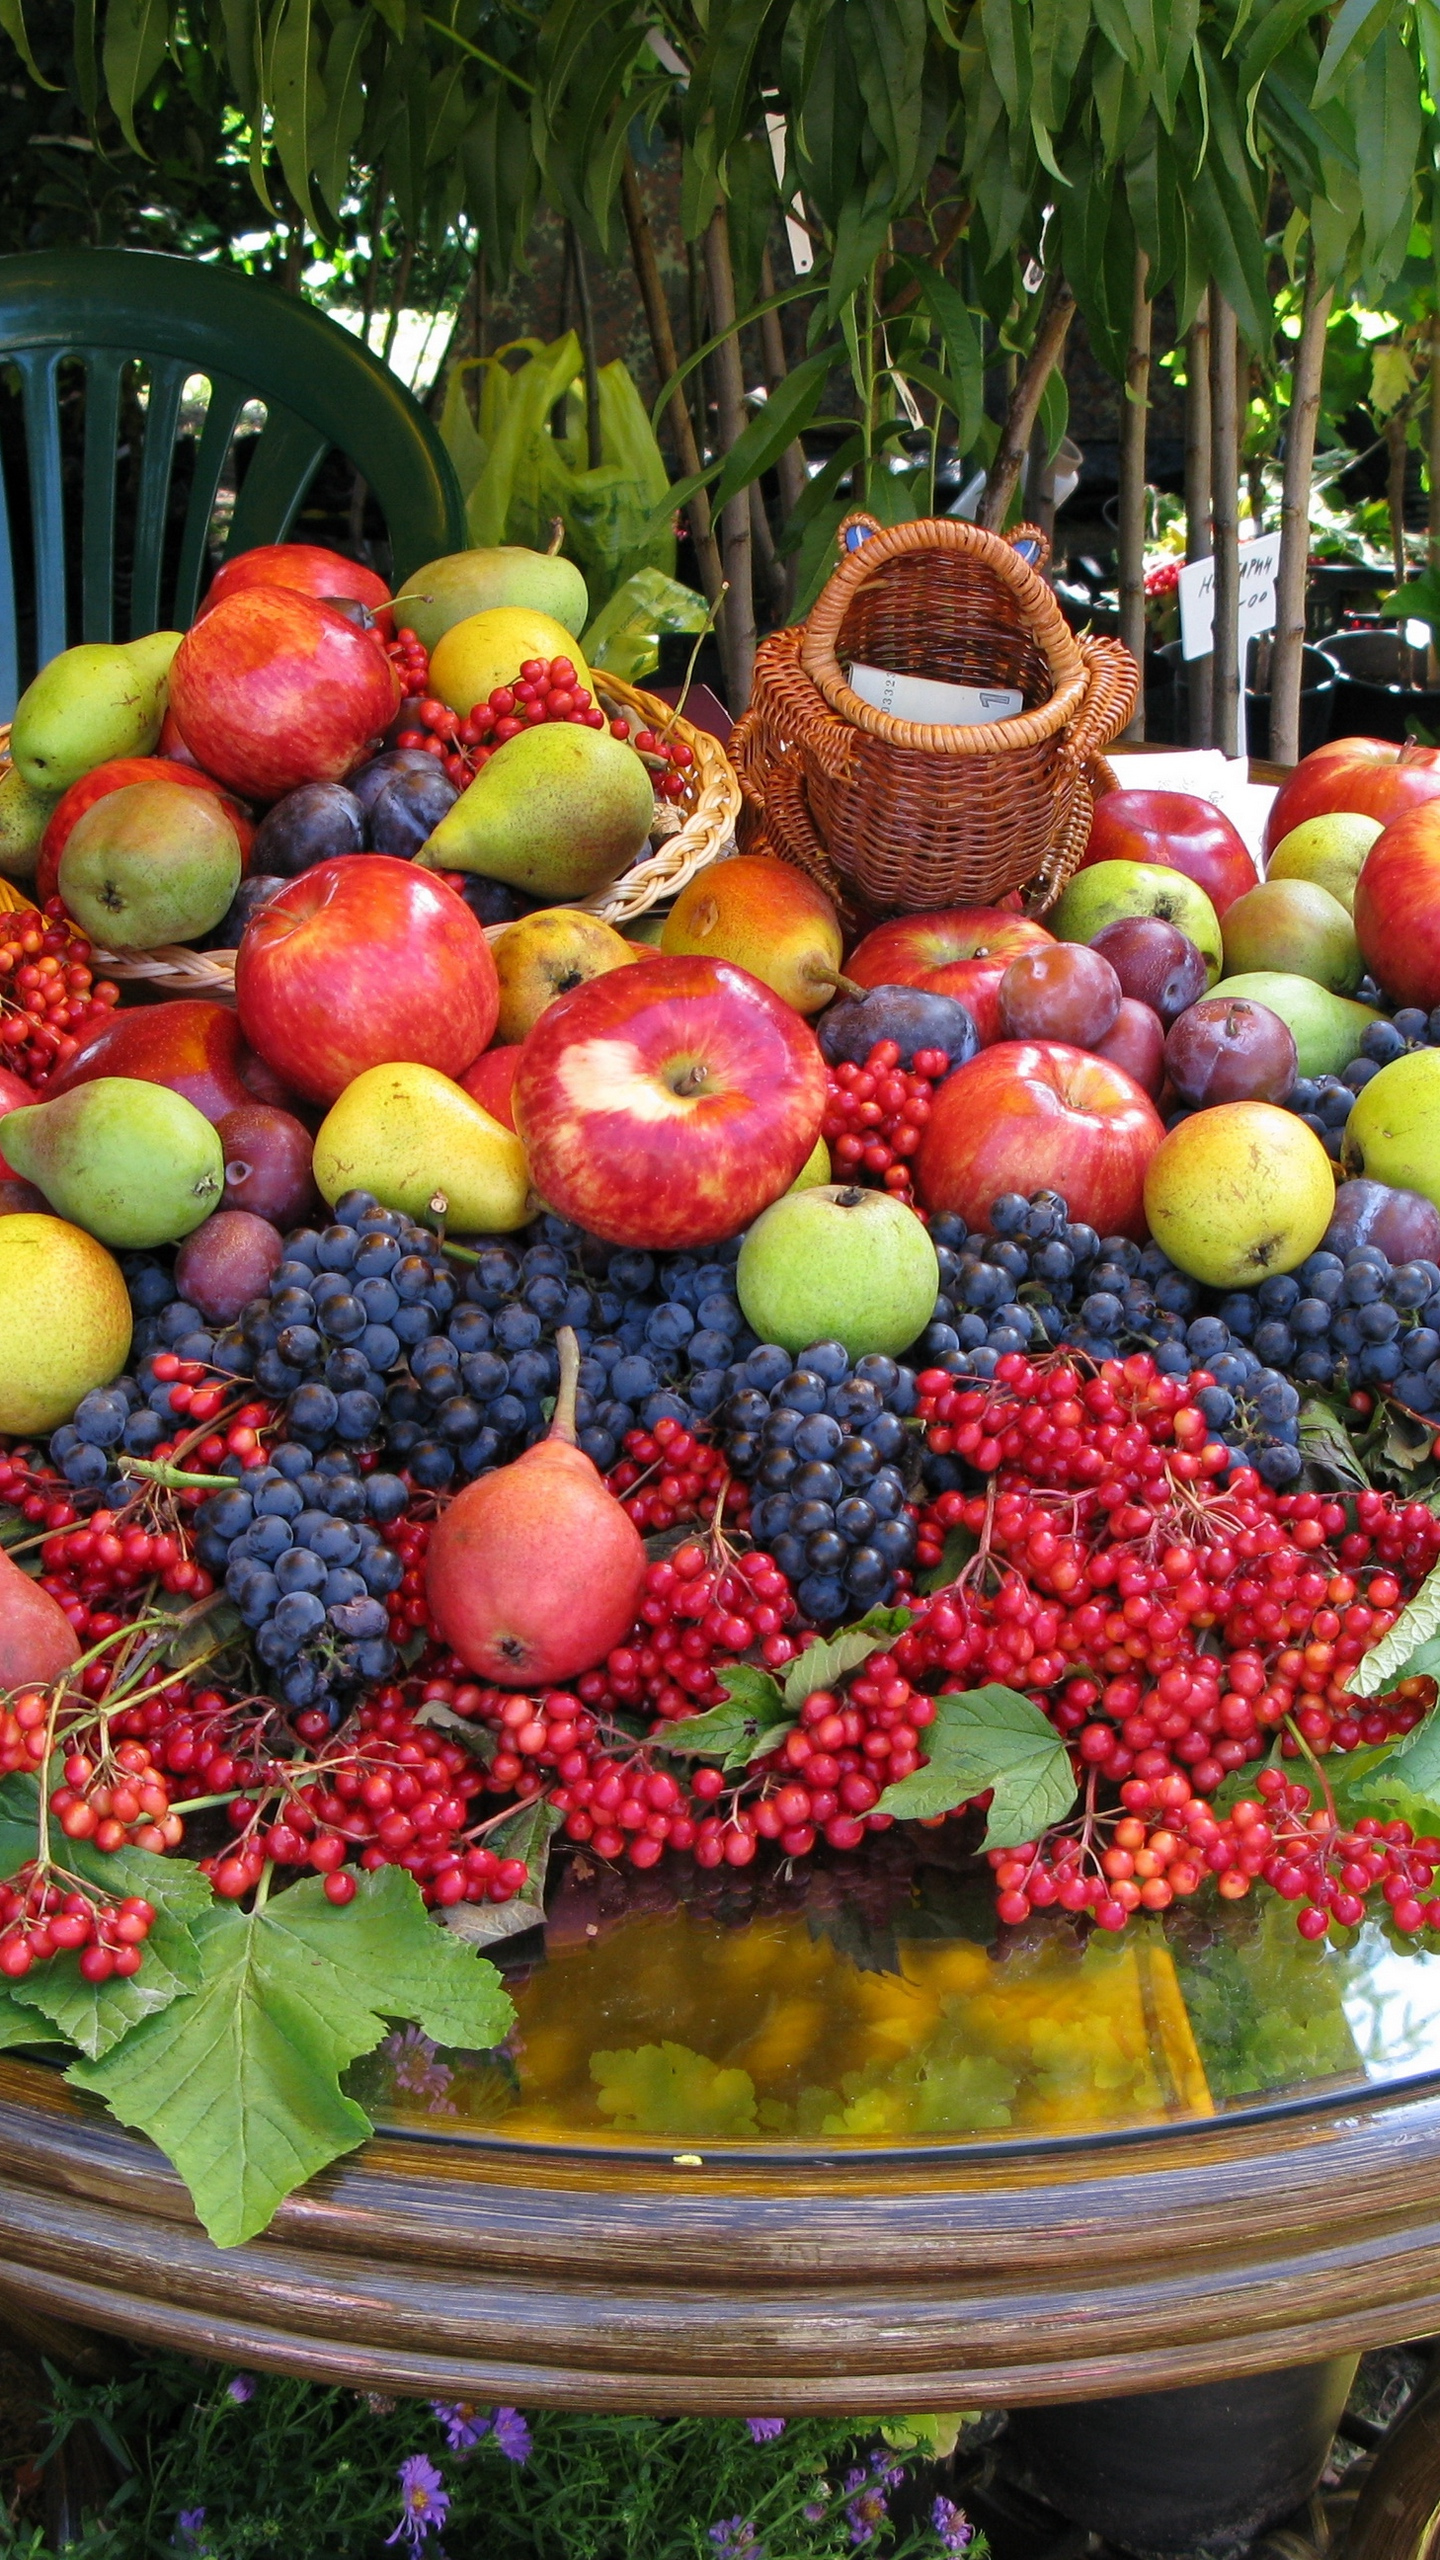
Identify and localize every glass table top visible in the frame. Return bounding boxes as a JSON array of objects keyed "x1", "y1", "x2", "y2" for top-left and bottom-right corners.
[{"x1": 349, "y1": 1839, "x2": 1440, "y2": 2155}]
